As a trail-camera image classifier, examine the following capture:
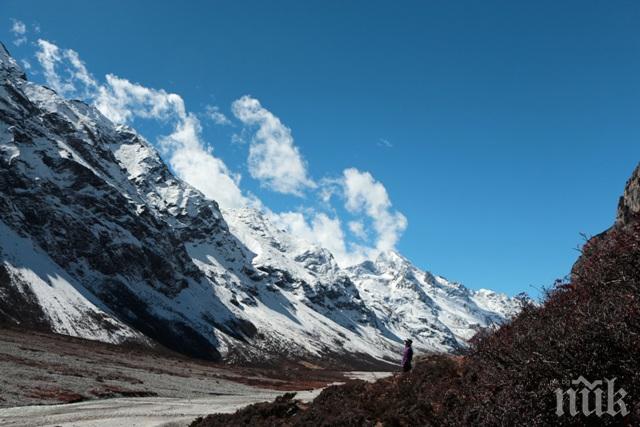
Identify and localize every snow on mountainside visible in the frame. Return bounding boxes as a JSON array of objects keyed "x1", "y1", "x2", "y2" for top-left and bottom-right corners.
[
  {"x1": 346, "y1": 251, "x2": 521, "y2": 348},
  {"x1": 0, "y1": 42, "x2": 522, "y2": 366}
]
